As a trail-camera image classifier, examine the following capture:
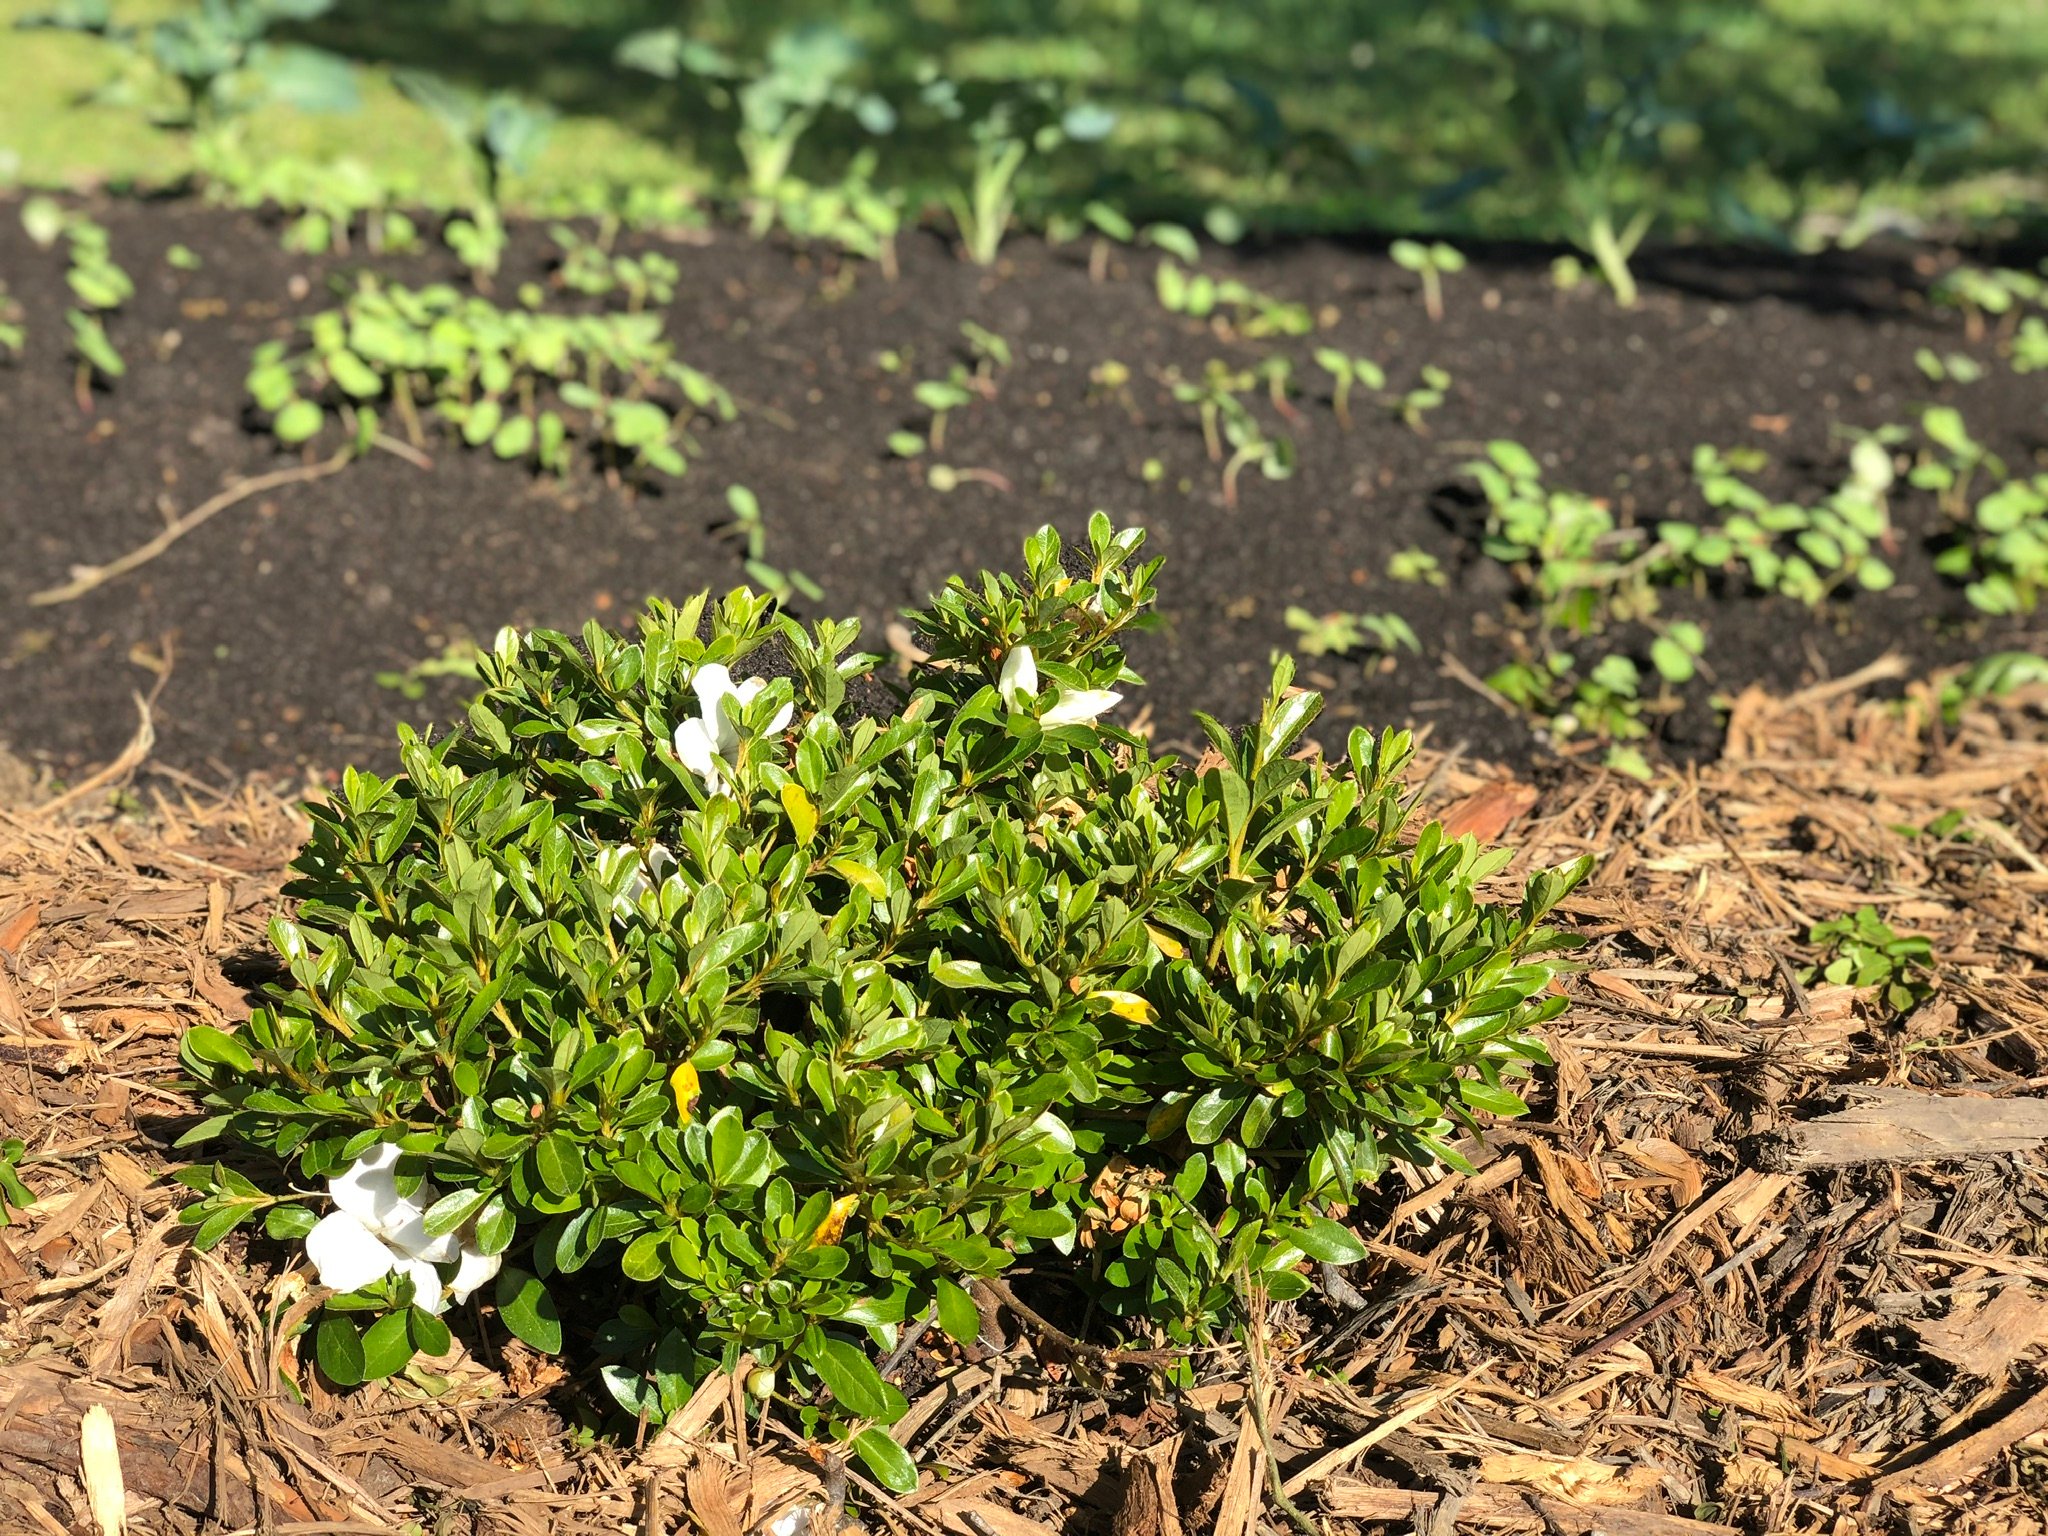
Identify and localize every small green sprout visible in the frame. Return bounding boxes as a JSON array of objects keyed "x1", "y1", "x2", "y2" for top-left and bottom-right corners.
[
  {"x1": 1285, "y1": 607, "x2": 1420, "y2": 660},
  {"x1": 0, "y1": 1140, "x2": 34, "y2": 1227},
  {"x1": 1805, "y1": 908, "x2": 1934, "y2": 1015},
  {"x1": 1387, "y1": 548, "x2": 1445, "y2": 587},
  {"x1": 725, "y1": 484, "x2": 824, "y2": 604},
  {"x1": 1914, "y1": 347, "x2": 1984, "y2": 385},
  {"x1": 0, "y1": 283, "x2": 22, "y2": 358},
  {"x1": 376, "y1": 636, "x2": 485, "y2": 701},
  {"x1": 1393, "y1": 365, "x2": 1451, "y2": 432},
  {"x1": 1931, "y1": 265, "x2": 2042, "y2": 342},
  {"x1": 1390, "y1": 239, "x2": 1466, "y2": 322},
  {"x1": 165, "y1": 243, "x2": 202, "y2": 271},
  {"x1": 1312, "y1": 348, "x2": 1386, "y2": 429}
]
